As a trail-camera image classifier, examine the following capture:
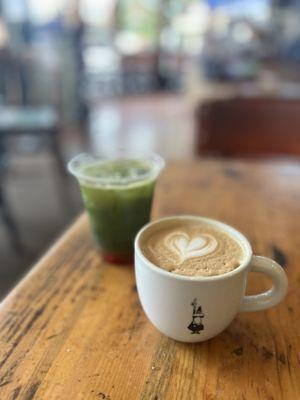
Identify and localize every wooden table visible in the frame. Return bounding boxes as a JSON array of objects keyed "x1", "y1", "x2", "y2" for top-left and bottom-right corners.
[{"x1": 0, "y1": 159, "x2": 299, "y2": 400}]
